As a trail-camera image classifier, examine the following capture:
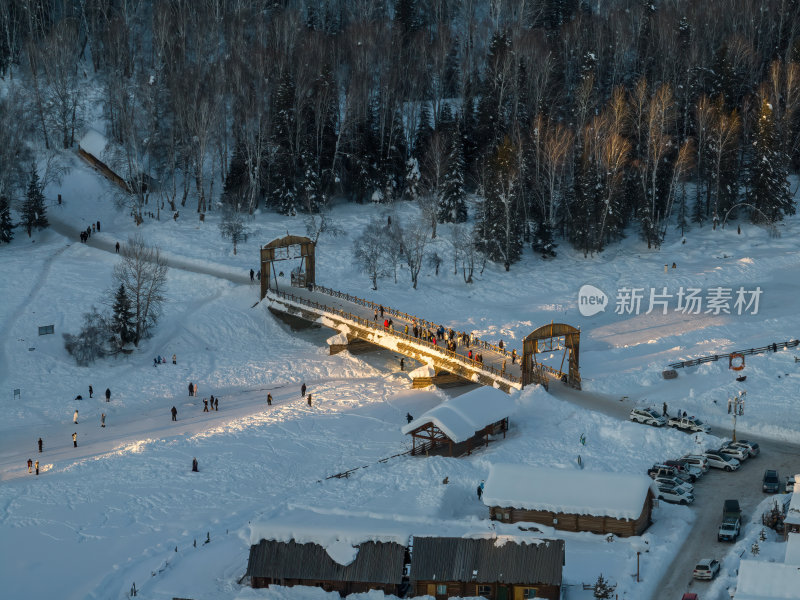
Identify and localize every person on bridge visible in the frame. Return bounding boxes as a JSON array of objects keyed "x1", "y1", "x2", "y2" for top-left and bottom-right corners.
[
  {"x1": 379, "y1": 305, "x2": 384, "y2": 318},
  {"x1": 171, "y1": 406, "x2": 178, "y2": 421},
  {"x1": 498, "y1": 339, "x2": 504, "y2": 350},
  {"x1": 373, "y1": 309, "x2": 378, "y2": 321},
  {"x1": 72, "y1": 432, "x2": 78, "y2": 447},
  {"x1": 267, "y1": 394, "x2": 272, "y2": 406},
  {"x1": 105, "y1": 388, "x2": 111, "y2": 402},
  {"x1": 301, "y1": 383, "x2": 307, "y2": 398},
  {"x1": 511, "y1": 349, "x2": 517, "y2": 364},
  {"x1": 383, "y1": 319, "x2": 389, "y2": 330}
]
